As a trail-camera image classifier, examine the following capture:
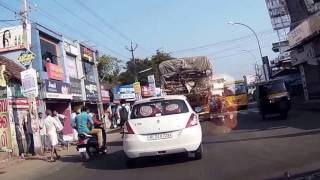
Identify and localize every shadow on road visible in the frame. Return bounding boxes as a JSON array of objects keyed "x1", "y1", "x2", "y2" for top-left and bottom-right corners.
[
  {"x1": 233, "y1": 107, "x2": 320, "y2": 132},
  {"x1": 107, "y1": 141, "x2": 123, "y2": 146},
  {"x1": 60, "y1": 150, "x2": 192, "y2": 170},
  {"x1": 203, "y1": 129, "x2": 320, "y2": 144}
]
